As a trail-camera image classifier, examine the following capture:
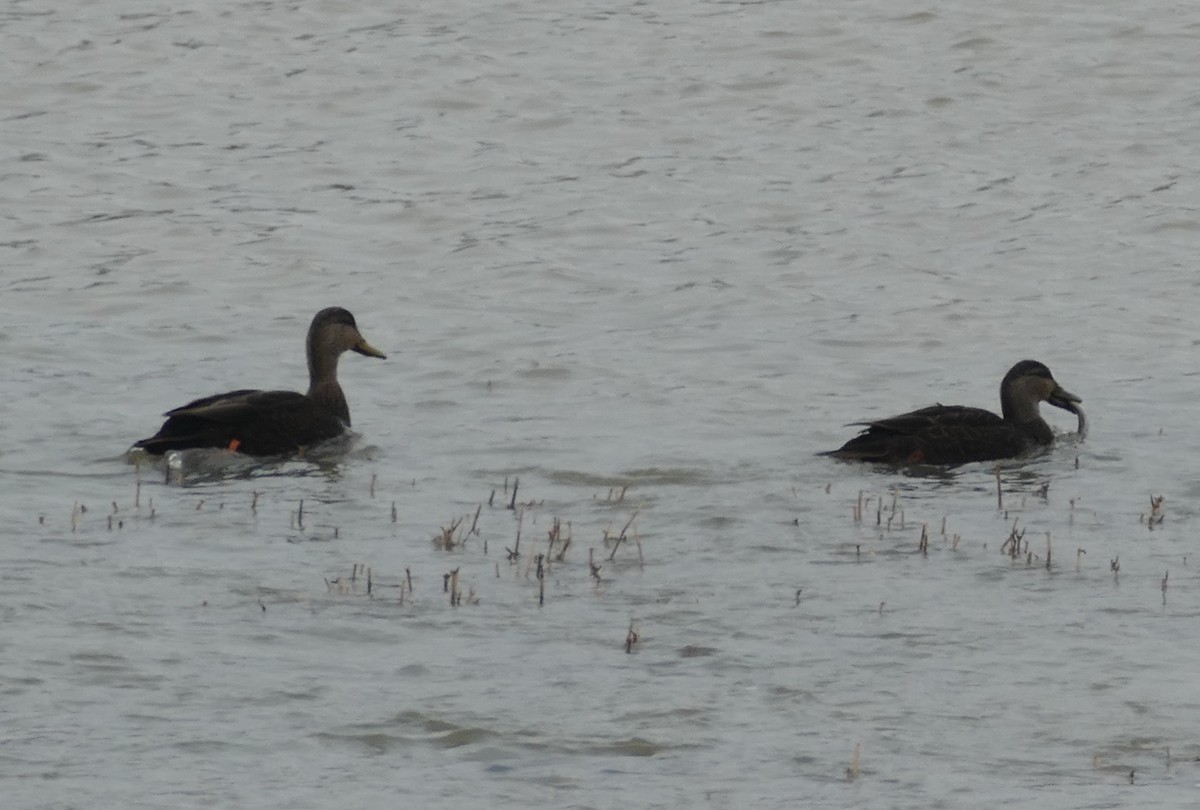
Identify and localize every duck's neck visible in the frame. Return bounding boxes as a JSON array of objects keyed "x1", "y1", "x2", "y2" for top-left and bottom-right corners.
[
  {"x1": 308, "y1": 343, "x2": 351, "y2": 424},
  {"x1": 1000, "y1": 381, "x2": 1051, "y2": 443}
]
